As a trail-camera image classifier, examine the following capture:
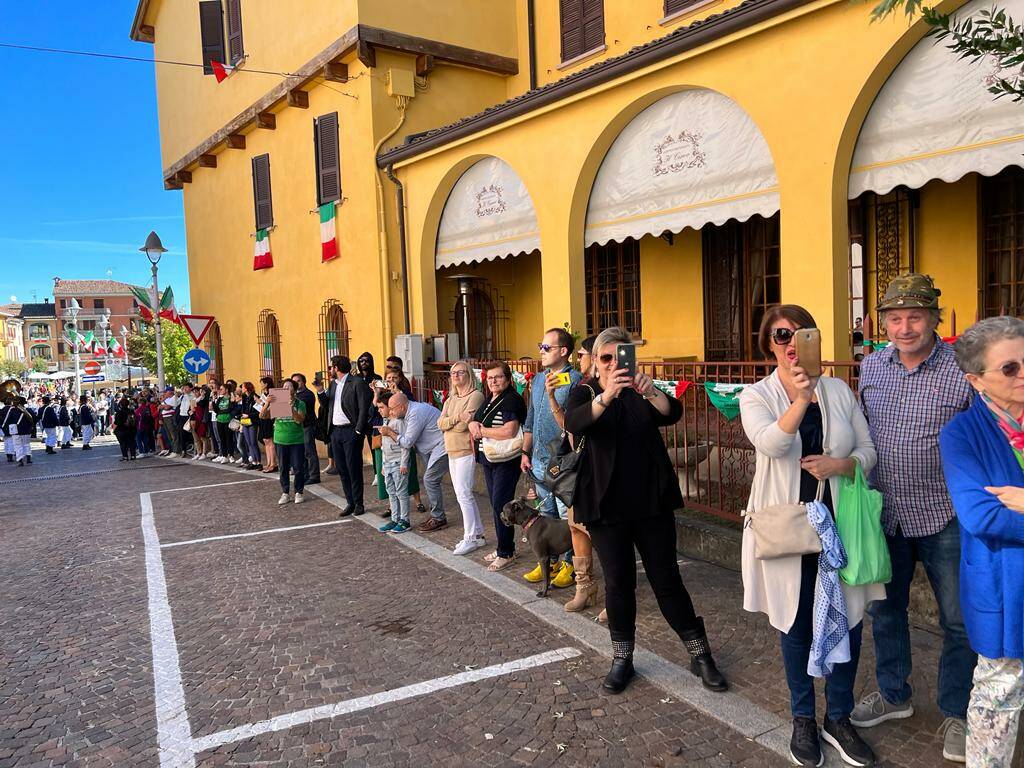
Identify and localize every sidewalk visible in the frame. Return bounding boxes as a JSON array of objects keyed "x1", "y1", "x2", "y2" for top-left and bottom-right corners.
[{"x1": 188, "y1": 449, "x2": 1018, "y2": 767}]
